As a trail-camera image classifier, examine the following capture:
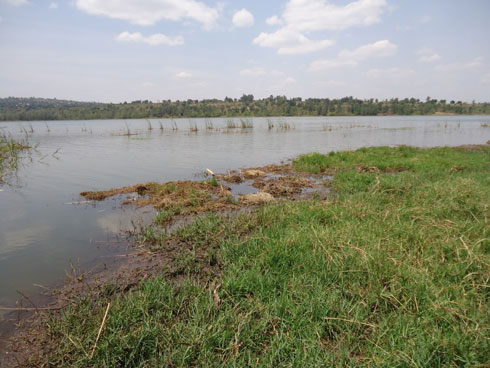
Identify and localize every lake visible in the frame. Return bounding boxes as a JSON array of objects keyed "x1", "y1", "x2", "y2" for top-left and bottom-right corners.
[{"x1": 0, "y1": 115, "x2": 489, "y2": 330}]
